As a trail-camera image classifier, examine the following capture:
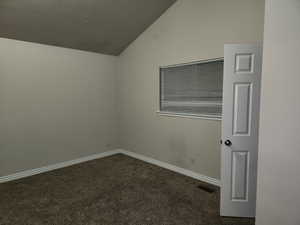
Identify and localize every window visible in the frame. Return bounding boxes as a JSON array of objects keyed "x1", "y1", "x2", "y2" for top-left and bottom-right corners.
[{"x1": 159, "y1": 59, "x2": 224, "y2": 119}]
